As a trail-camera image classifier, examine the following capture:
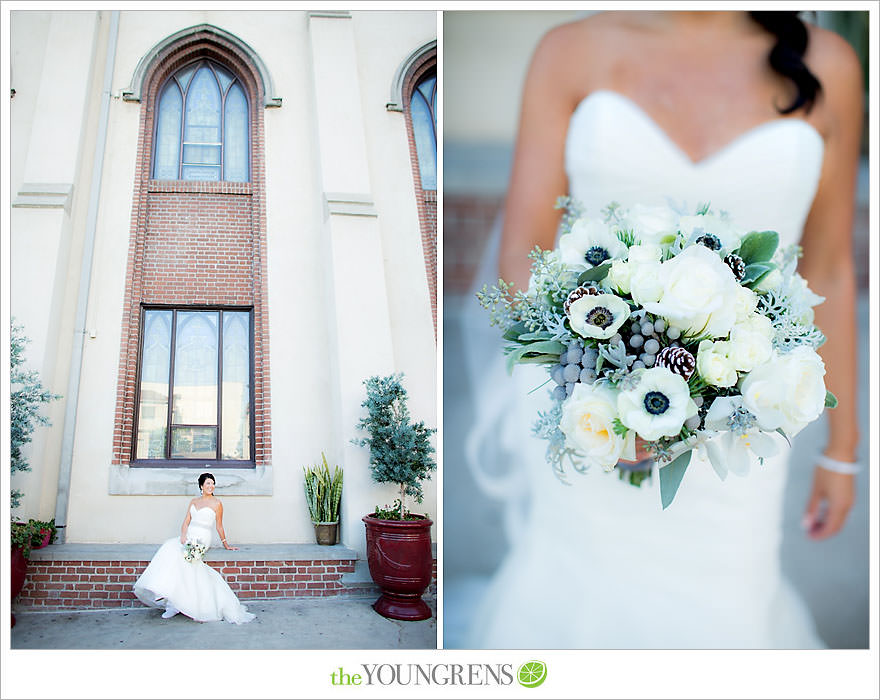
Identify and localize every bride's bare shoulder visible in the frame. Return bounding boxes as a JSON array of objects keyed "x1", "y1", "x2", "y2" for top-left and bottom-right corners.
[
  {"x1": 529, "y1": 13, "x2": 628, "y2": 100},
  {"x1": 536, "y1": 11, "x2": 631, "y2": 57},
  {"x1": 805, "y1": 23, "x2": 863, "y2": 88},
  {"x1": 804, "y1": 23, "x2": 863, "y2": 132}
]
